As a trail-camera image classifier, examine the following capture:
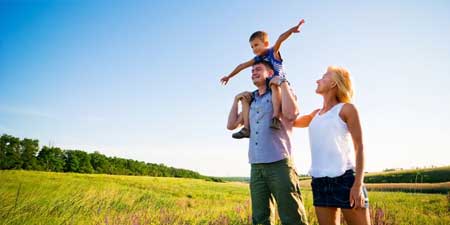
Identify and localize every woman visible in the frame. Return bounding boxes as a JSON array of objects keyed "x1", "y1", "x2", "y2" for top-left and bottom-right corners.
[{"x1": 294, "y1": 66, "x2": 371, "y2": 225}]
